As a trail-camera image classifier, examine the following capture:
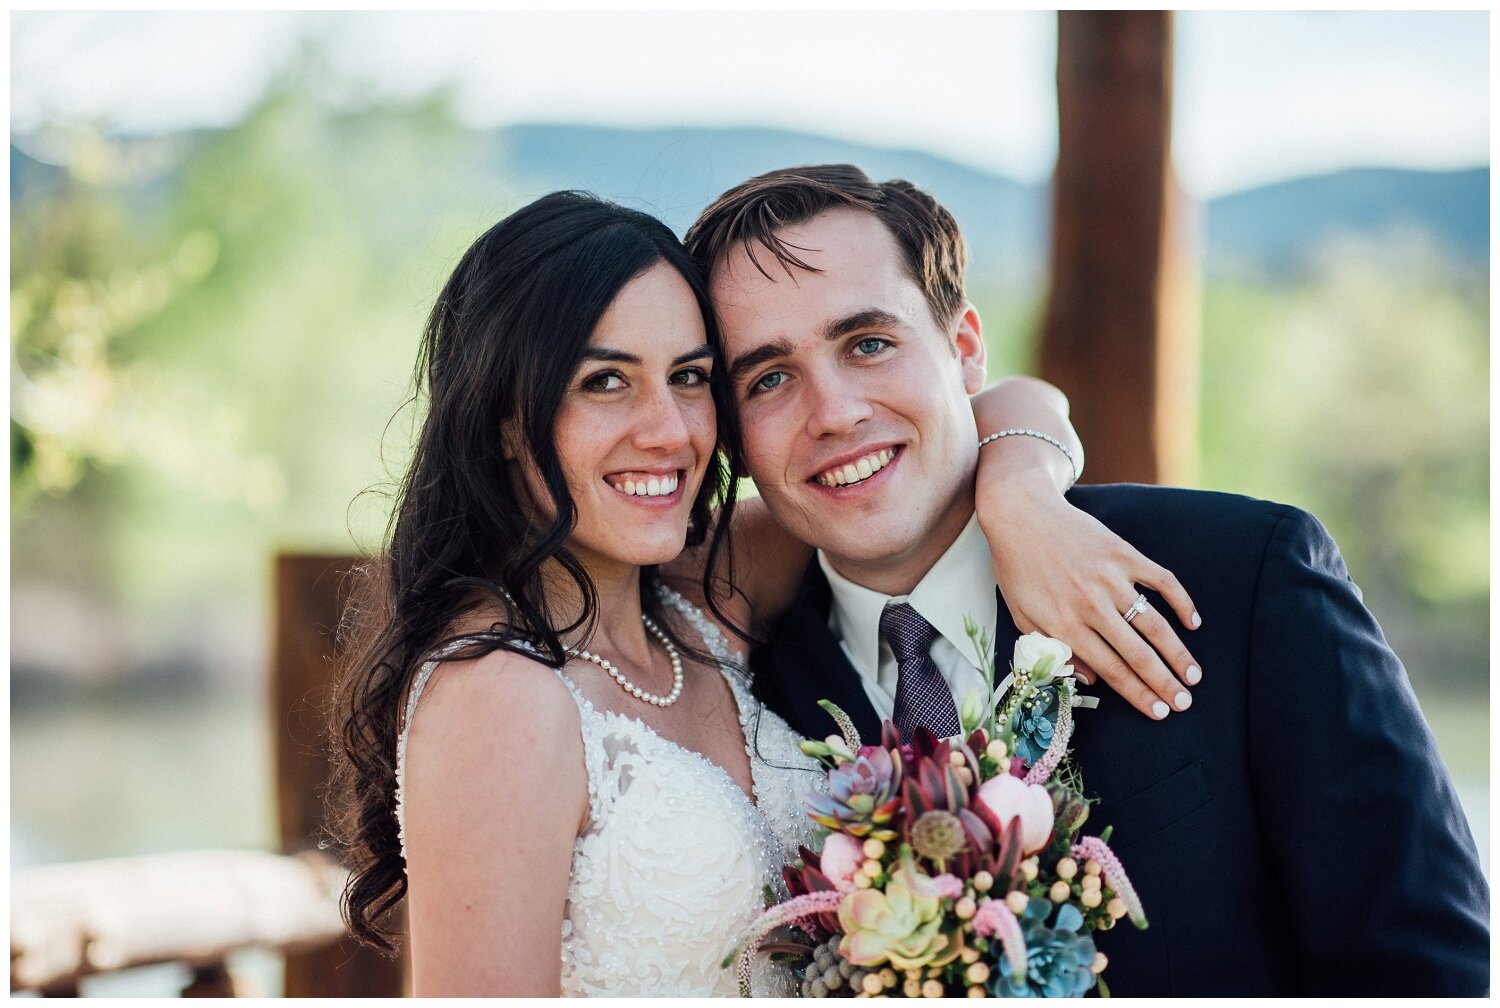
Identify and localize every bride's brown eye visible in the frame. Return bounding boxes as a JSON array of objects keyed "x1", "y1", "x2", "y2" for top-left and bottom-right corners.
[
  {"x1": 671, "y1": 367, "x2": 711, "y2": 386},
  {"x1": 584, "y1": 372, "x2": 626, "y2": 392}
]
